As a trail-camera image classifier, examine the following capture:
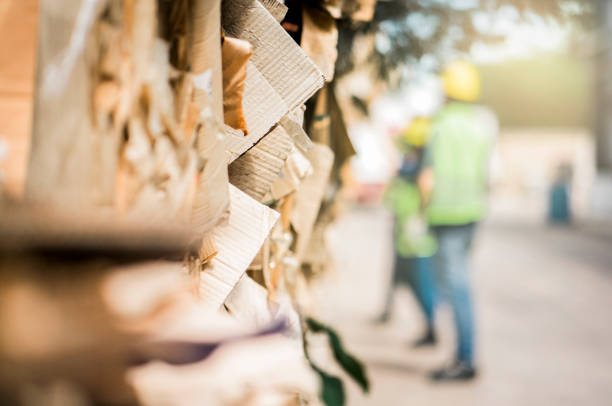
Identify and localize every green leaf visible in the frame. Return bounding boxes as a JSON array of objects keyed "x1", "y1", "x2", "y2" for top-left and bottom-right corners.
[
  {"x1": 310, "y1": 363, "x2": 346, "y2": 406},
  {"x1": 306, "y1": 317, "x2": 370, "y2": 393}
]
